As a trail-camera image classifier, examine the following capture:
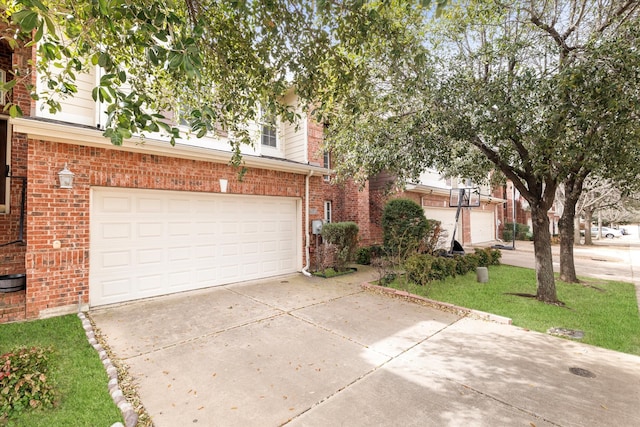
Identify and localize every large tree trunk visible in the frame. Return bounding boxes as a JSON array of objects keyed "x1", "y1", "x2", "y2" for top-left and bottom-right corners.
[
  {"x1": 558, "y1": 175, "x2": 583, "y2": 283},
  {"x1": 530, "y1": 204, "x2": 558, "y2": 303}
]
